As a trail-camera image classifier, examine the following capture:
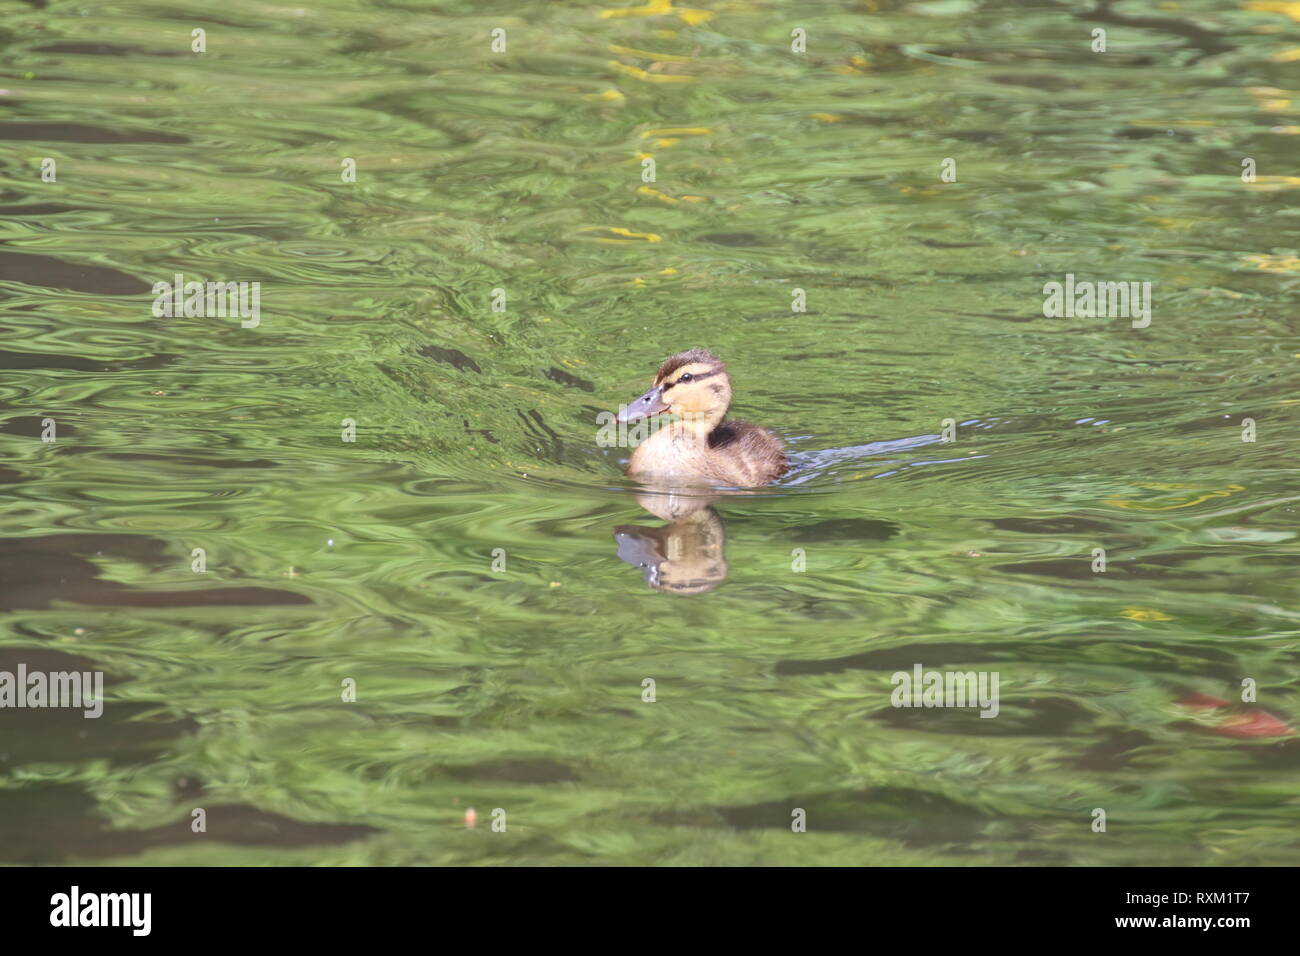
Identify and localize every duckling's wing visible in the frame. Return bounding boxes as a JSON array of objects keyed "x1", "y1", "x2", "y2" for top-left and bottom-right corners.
[{"x1": 708, "y1": 420, "x2": 788, "y2": 484}]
